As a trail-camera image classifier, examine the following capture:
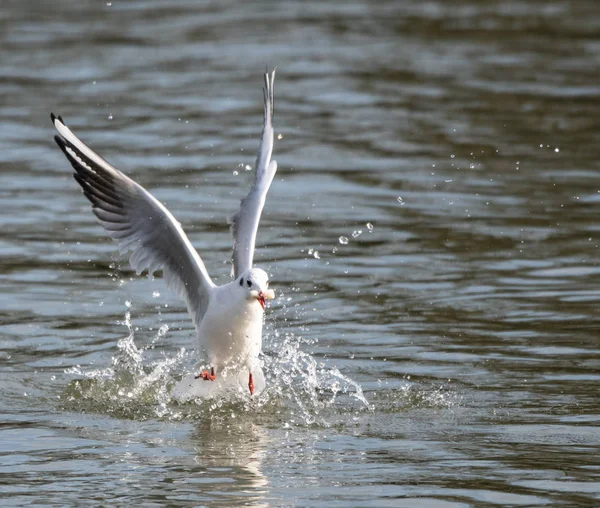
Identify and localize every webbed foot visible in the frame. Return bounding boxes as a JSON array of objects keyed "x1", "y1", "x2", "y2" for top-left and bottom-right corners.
[
  {"x1": 195, "y1": 367, "x2": 216, "y2": 381},
  {"x1": 248, "y1": 372, "x2": 254, "y2": 395}
]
